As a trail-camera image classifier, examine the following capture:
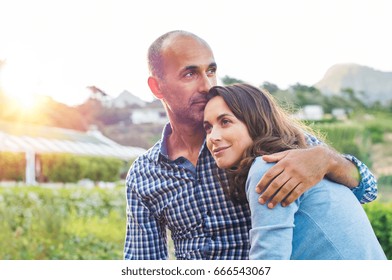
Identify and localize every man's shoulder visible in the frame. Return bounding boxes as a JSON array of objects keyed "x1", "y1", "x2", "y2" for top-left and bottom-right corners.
[{"x1": 130, "y1": 141, "x2": 161, "y2": 169}]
